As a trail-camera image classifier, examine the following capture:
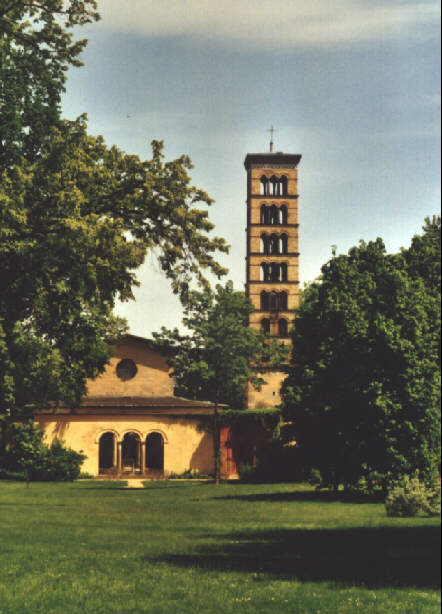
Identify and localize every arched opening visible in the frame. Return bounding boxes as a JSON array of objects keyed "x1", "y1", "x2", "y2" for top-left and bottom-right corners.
[
  {"x1": 279, "y1": 291, "x2": 288, "y2": 311},
  {"x1": 269, "y1": 291, "x2": 279, "y2": 312},
  {"x1": 280, "y1": 234, "x2": 288, "y2": 254},
  {"x1": 278, "y1": 318, "x2": 288, "y2": 338},
  {"x1": 280, "y1": 205, "x2": 288, "y2": 225},
  {"x1": 260, "y1": 291, "x2": 269, "y2": 311},
  {"x1": 122, "y1": 432, "x2": 141, "y2": 473},
  {"x1": 260, "y1": 233, "x2": 269, "y2": 254},
  {"x1": 281, "y1": 262, "x2": 288, "y2": 282},
  {"x1": 270, "y1": 262, "x2": 280, "y2": 281},
  {"x1": 269, "y1": 233, "x2": 279, "y2": 254},
  {"x1": 260, "y1": 204, "x2": 268, "y2": 224},
  {"x1": 261, "y1": 318, "x2": 270, "y2": 334},
  {"x1": 260, "y1": 176, "x2": 268, "y2": 196},
  {"x1": 269, "y1": 175, "x2": 278, "y2": 195},
  {"x1": 280, "y1": 176, "x2": 288, "y2": 196},
  {"x1": 99, "y1": 432, "x2": 115, "y2": 473},
  {"x1": 146, "y1": 433, "x2": 164, "y2": 471},
  {"x1": 260, "y1": 262, "x2": 269, "y2": 281},
  {"x1": 269, "y1": 205, "x2": 279, "y2": 225}
]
